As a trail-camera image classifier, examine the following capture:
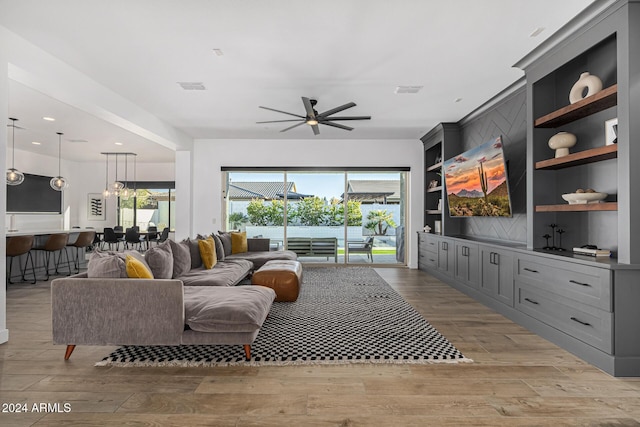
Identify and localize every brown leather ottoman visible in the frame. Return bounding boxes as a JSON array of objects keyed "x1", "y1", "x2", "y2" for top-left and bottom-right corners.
[{"x1": 251, "y1": 260, "x2": 302, "y2": 302}]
